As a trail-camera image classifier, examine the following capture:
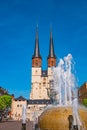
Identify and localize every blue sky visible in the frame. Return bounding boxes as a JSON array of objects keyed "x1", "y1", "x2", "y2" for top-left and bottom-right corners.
[{"x1": 0, "y1": 0, "x2": 87, "y2": 98}]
